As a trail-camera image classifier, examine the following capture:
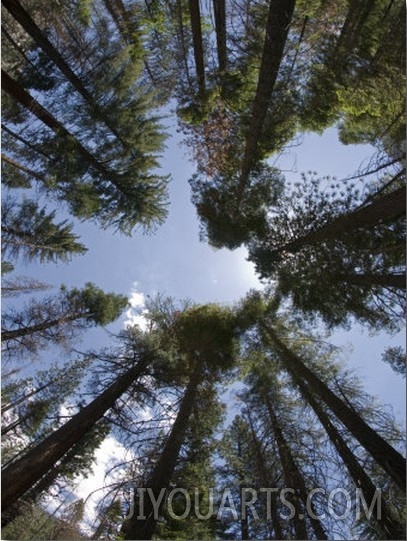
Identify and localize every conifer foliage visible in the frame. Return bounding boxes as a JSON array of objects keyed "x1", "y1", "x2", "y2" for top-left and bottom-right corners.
[{"x1": 1, "y1": 0, "x2": 406, "y2": 539}]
